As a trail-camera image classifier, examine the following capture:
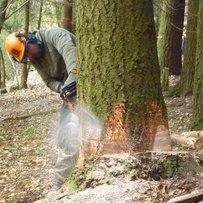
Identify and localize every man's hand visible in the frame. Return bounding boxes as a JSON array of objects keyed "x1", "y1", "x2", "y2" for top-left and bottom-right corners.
[{"x1": 60, "y1": 81, "x2": 77, "y2": 102}]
